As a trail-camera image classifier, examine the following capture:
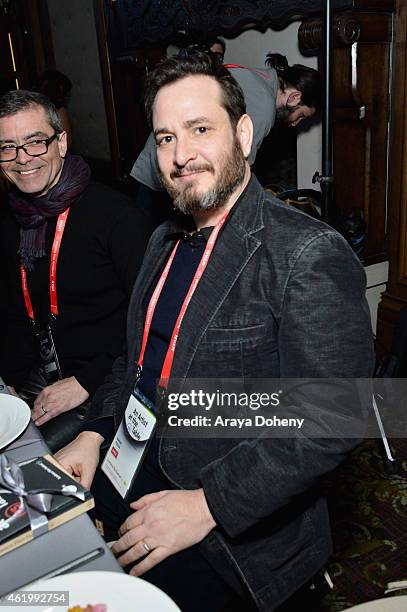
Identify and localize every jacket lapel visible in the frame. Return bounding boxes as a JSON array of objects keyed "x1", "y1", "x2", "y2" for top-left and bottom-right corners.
[{"x1": 169, "y1": 177, "x2": 265, "y2": 382}]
